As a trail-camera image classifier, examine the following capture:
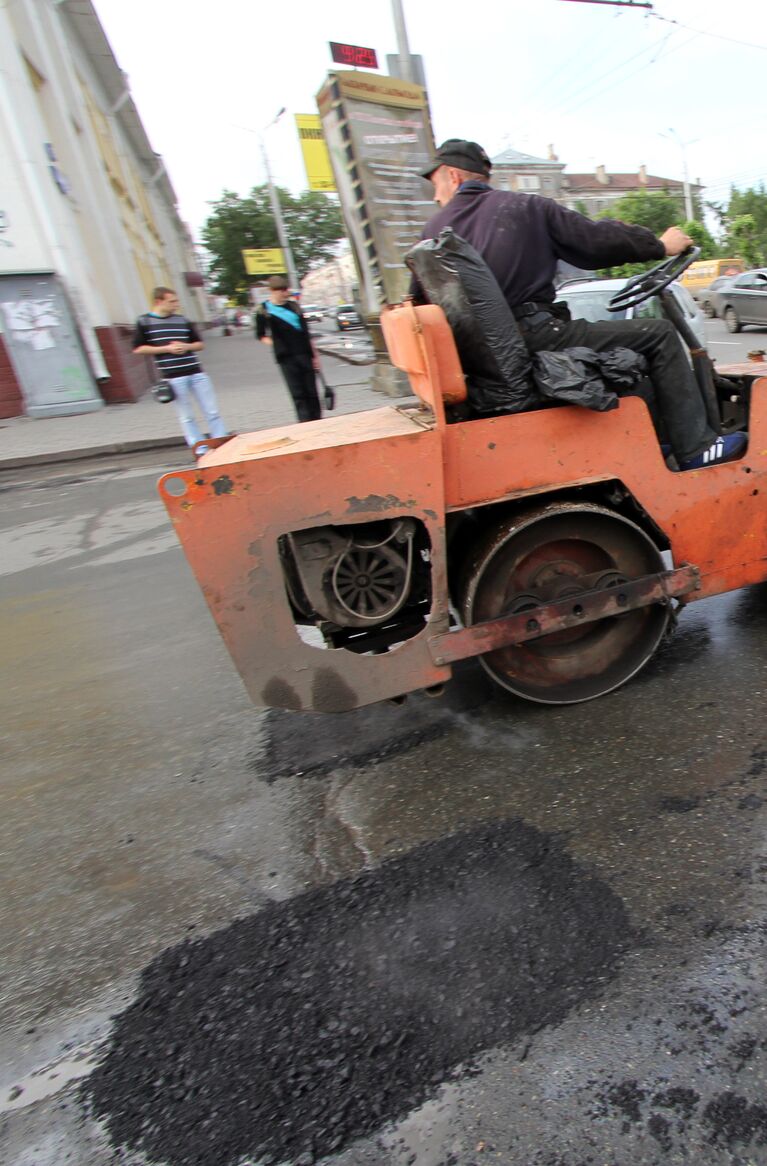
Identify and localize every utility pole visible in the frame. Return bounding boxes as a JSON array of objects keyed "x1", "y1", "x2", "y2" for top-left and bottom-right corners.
[
  {"x1": 260, "y1": 109, "x2": 300, "y2": 292},
  {"x1": 660, "y1": 128, "x2": 696, "y2": 221},
  {"x1": 390, "y1": 0, "x2": 415, "y2": 83}
]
